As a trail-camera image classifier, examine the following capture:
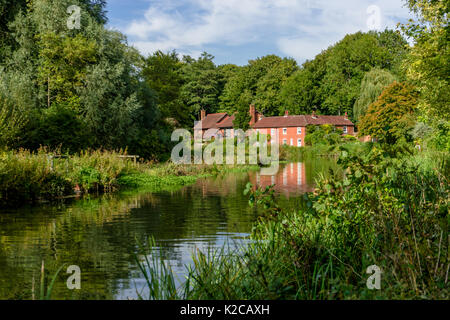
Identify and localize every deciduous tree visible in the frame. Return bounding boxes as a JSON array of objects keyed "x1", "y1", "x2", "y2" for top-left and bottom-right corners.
[{"x1": 359, "y1": 81, "x2": 419, "y2": 145}]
